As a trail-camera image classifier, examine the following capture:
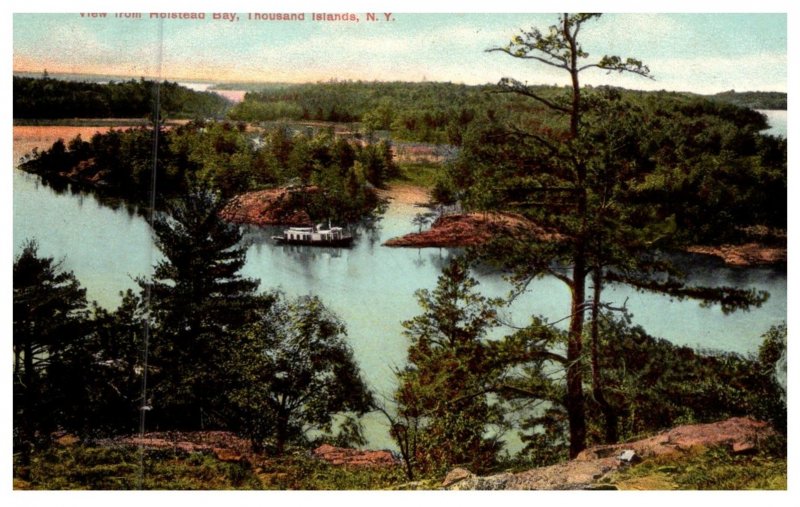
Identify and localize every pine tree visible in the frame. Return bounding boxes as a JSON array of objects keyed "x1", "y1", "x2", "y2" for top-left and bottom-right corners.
[
  {"x1": 142, "y1": 184, "x2": 260, "y2": 429},
  {"x1": 13, "y1": 240, "x2": 87, "y2": 472},
  {"x1": 392, "y1": 258, "x2": 506, "y2": 475},
  {"x1": 455, "y1": 13, "x2": 771, "y2": 457}
]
